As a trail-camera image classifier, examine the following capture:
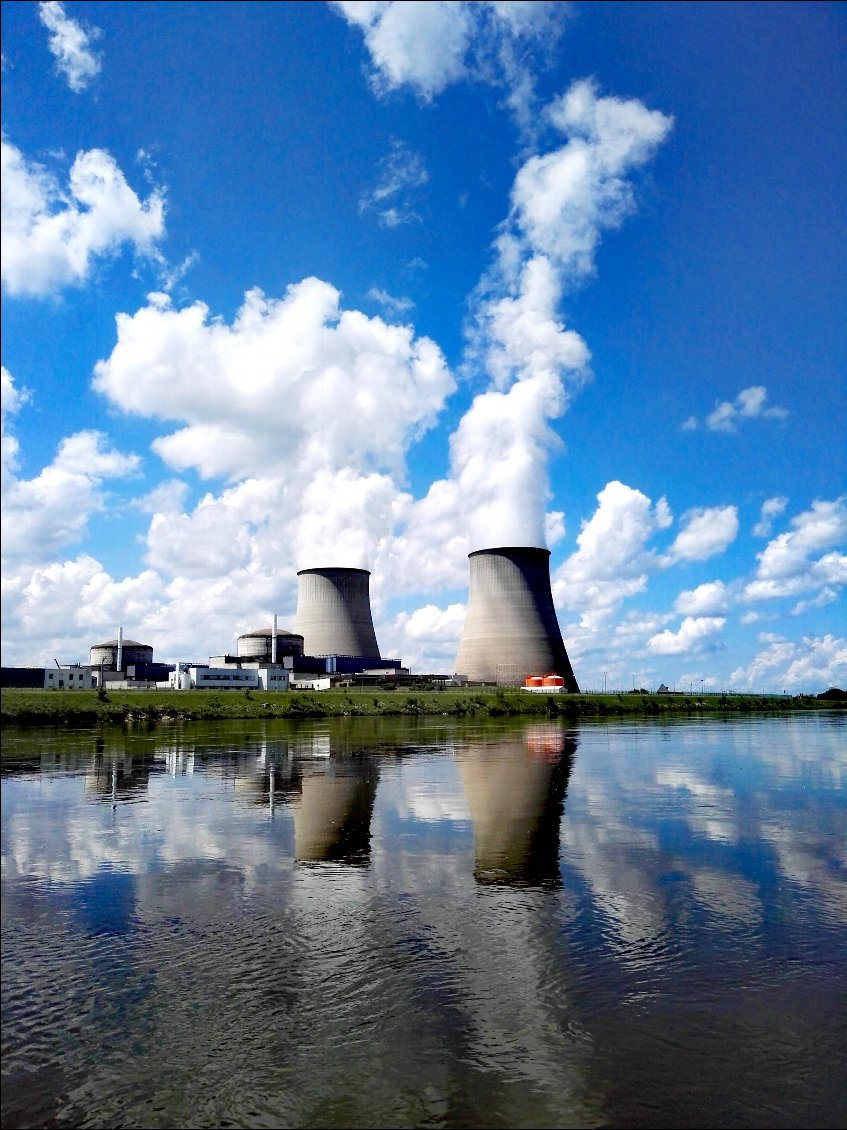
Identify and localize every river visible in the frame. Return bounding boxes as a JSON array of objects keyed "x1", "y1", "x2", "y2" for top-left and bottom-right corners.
[{"x1": 1, "y1": 712, "x2": 845, "y2": 1129}]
